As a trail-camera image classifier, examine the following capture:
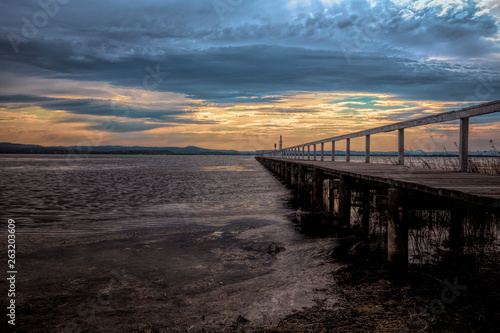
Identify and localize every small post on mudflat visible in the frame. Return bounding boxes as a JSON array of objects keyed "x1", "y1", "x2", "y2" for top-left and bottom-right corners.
[
  {"x1": 338, "y1": 175, "x2": 351, "y2": 227},
  {"x1": 459, "y1": 117, "x2": 469, "y2": 172},
  {"x1": 387, "y1": 187, "x2": 408, "y2": 278}
]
